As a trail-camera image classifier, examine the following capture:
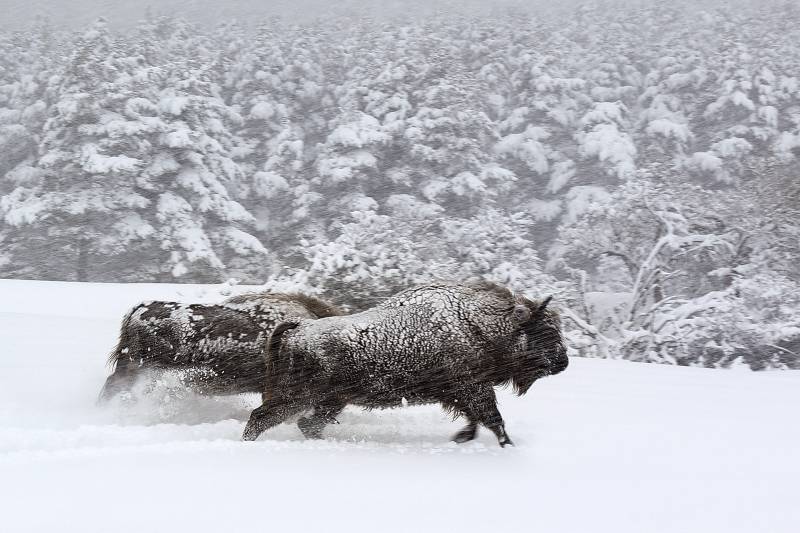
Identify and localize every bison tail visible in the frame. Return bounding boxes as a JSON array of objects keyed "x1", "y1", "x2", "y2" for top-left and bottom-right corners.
[
  {"x1": 106, "y1": 306, "x2": 137, "y2": 368},
  {"x1": 263, "y1": 320, "x2": 301, "y2": 397},
  {"x1": 106, "y1": 338, "x2": 125, "y2": 370},
  {"x1": 99, "y1": 307, "x2": 143, "y2": 403},
  {"x1": 267, "y1": 320, "x2": 301, "y2": 359}
]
